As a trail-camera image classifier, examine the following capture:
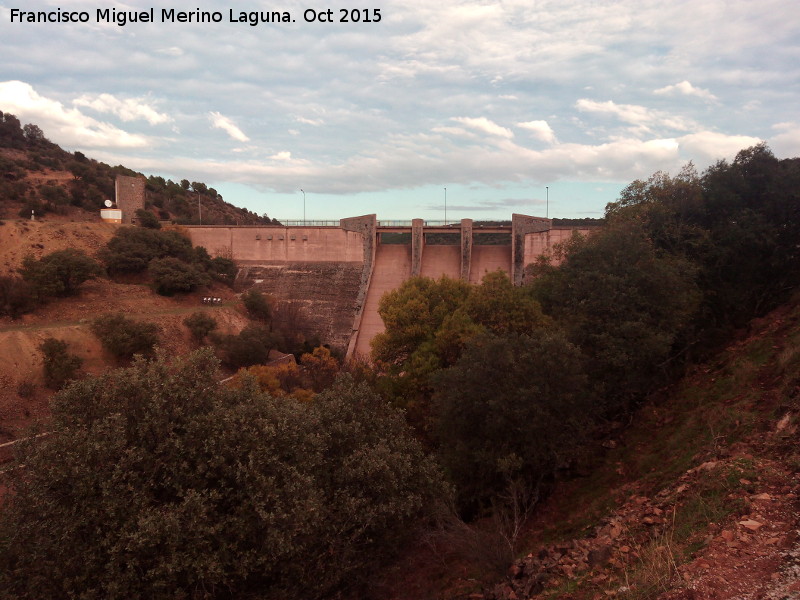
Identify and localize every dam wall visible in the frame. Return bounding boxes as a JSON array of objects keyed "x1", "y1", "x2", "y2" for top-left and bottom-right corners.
[
  {"x1": 242, "y1": 262, "x2": 363, "y2": 351},
  {"x1": 187, "y1": 225, "x2": 365, "y2": 263},
  {"x1": 186, "y1": 224, "x2": 367, "y2": 354},
  {"x1": 184, "y1": 216, "x2": 595, "y2": 359}
]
